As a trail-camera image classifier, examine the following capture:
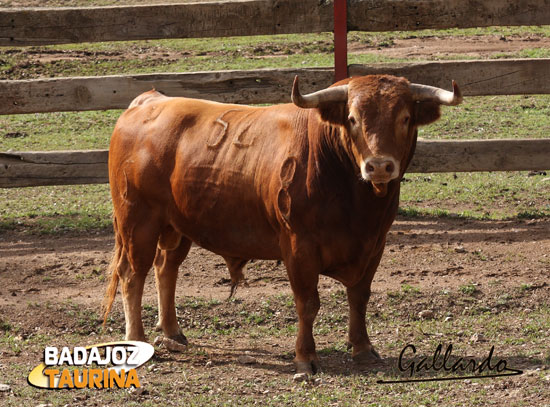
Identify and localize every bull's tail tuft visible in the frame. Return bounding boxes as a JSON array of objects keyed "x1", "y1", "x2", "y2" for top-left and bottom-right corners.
[{"x1": 102, "y1": 221, "x2": 122, "y2": 327}]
